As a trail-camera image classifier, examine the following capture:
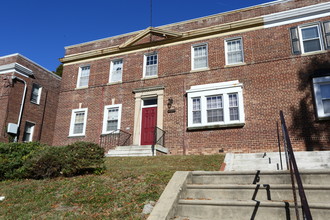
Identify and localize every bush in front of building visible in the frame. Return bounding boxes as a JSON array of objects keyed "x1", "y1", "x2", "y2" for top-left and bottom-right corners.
[
  {"x1": 0, "y1": 142, "x2": 44, "y2": 180},
  {"x1": 0, "y1": 141, "x2": 105, "y2": 180}
]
